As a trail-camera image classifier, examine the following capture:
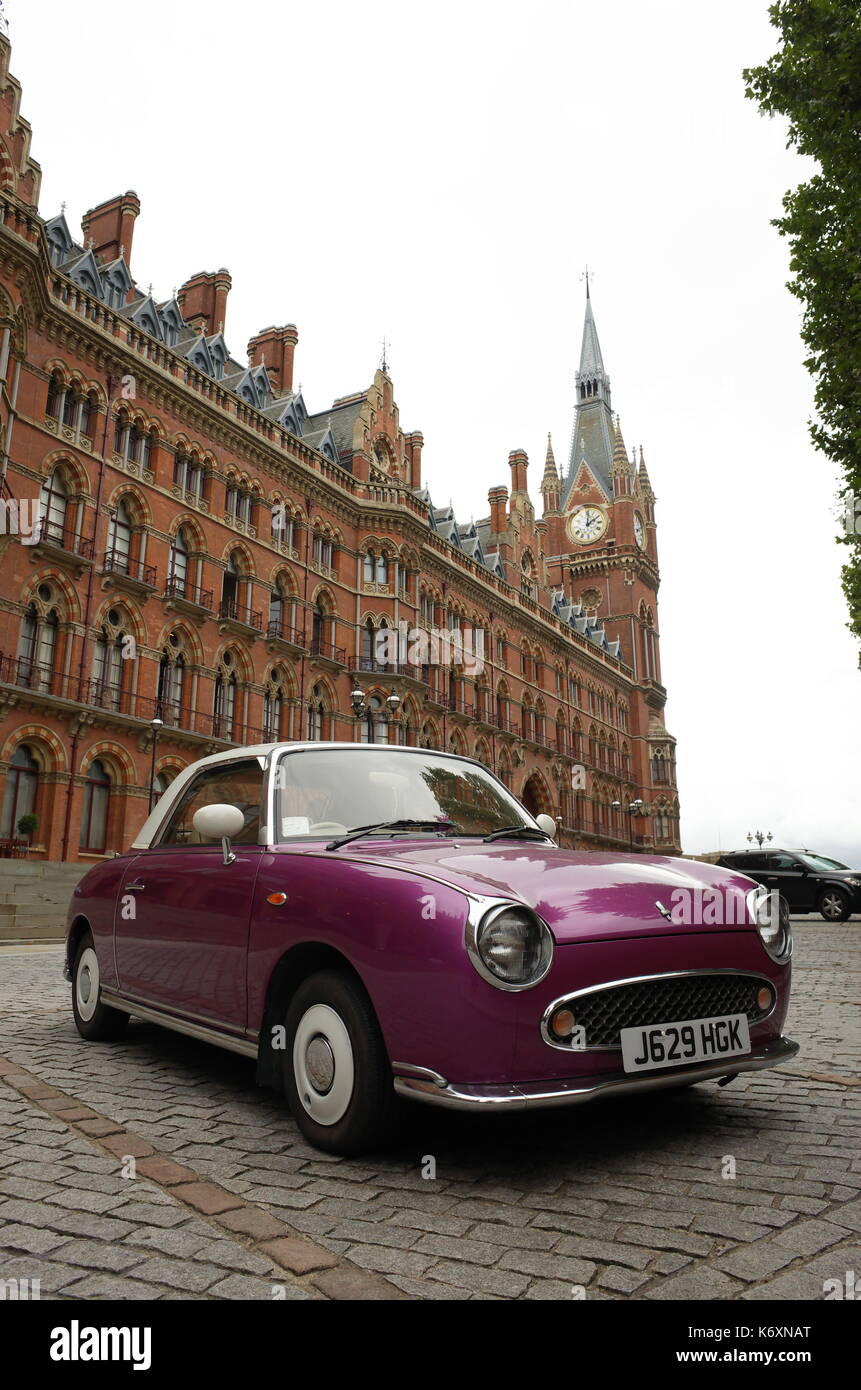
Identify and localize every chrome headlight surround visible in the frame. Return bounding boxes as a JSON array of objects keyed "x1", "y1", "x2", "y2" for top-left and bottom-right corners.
[
  {"x1": 747, "y1": 886, "x2": 793, "y2": 964},
  {"x1": 465, "y1": 899, "x2": 555, "y2": 991}
]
